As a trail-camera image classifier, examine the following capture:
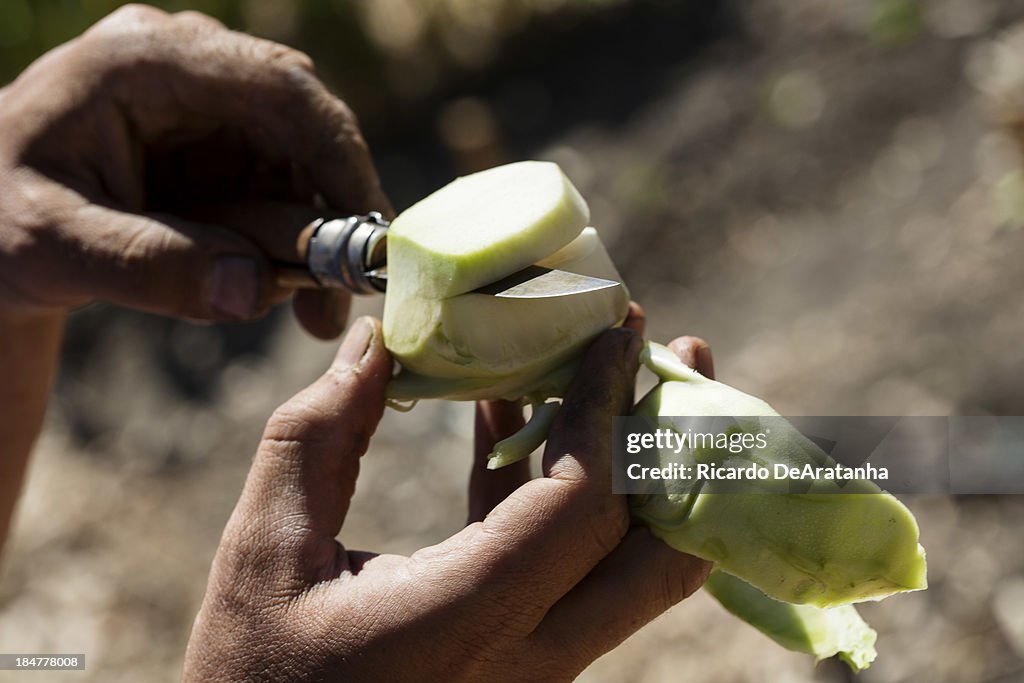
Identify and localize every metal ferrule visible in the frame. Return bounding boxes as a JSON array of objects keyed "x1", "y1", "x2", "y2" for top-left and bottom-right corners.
[{"x1": 306, "y1": 212, "x2": 389, "y2": 293}]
